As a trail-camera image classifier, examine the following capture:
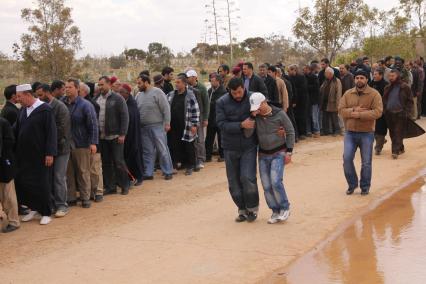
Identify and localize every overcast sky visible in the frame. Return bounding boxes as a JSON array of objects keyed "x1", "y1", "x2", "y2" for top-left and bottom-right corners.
[{"x1": 0, "y1": 0, "x2": 399, "y2": 57}]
